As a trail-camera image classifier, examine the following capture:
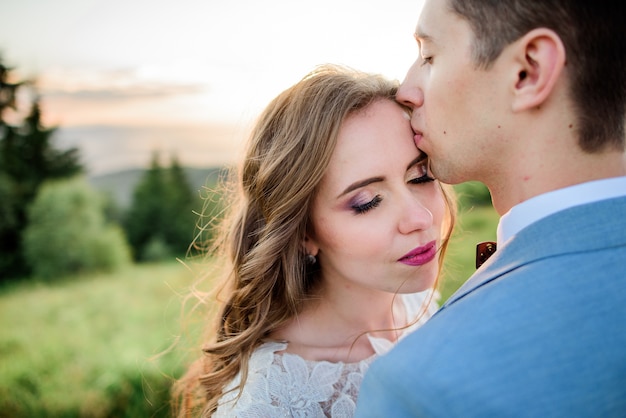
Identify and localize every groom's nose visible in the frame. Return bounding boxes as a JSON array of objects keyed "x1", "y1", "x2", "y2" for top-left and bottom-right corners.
[{"x1": 397, "y1": 60, "x2": 425, "y2": 109}]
